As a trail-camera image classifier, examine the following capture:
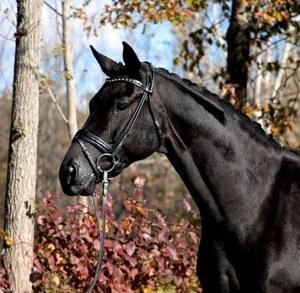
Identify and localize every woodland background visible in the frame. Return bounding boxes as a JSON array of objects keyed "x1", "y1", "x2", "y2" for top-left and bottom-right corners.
[{"x1": 0, "y1": 0, "x2": 300, "y2": 292}]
